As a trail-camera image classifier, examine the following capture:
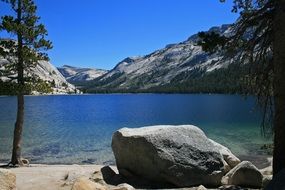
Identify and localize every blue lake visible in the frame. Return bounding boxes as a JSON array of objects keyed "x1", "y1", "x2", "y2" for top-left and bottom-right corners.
[{"x1": 0, "y1": 94, "x2": 272, "y2": 165}]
